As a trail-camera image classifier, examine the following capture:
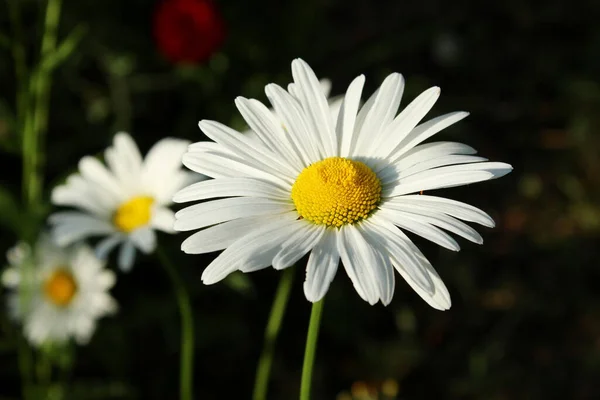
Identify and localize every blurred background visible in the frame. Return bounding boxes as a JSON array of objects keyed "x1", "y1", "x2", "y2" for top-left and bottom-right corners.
[{"x1": 1, "y1": 0, "x2": 600, "y2": 398}]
